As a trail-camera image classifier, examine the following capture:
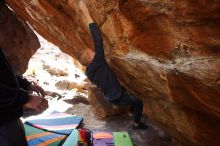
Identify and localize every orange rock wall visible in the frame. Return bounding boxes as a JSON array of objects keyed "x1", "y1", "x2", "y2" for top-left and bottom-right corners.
[
  {"x1": 0, "y1": 2, "x2": 40, "y2": 73},
  {"x1": 5, "y1": 0, "x2": 220, "y2": 145}
]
